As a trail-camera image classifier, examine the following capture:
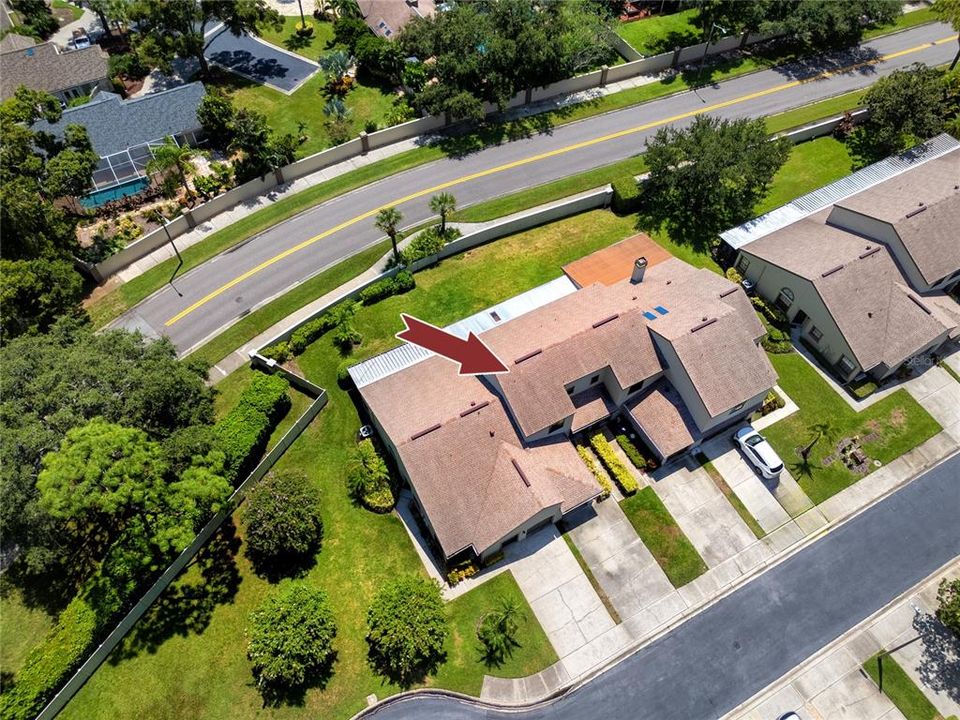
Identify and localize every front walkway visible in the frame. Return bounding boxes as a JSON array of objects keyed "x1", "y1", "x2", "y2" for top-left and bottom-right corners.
[{"x1": 731, "y1": 561, "x2": 960, "y2": 720}]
